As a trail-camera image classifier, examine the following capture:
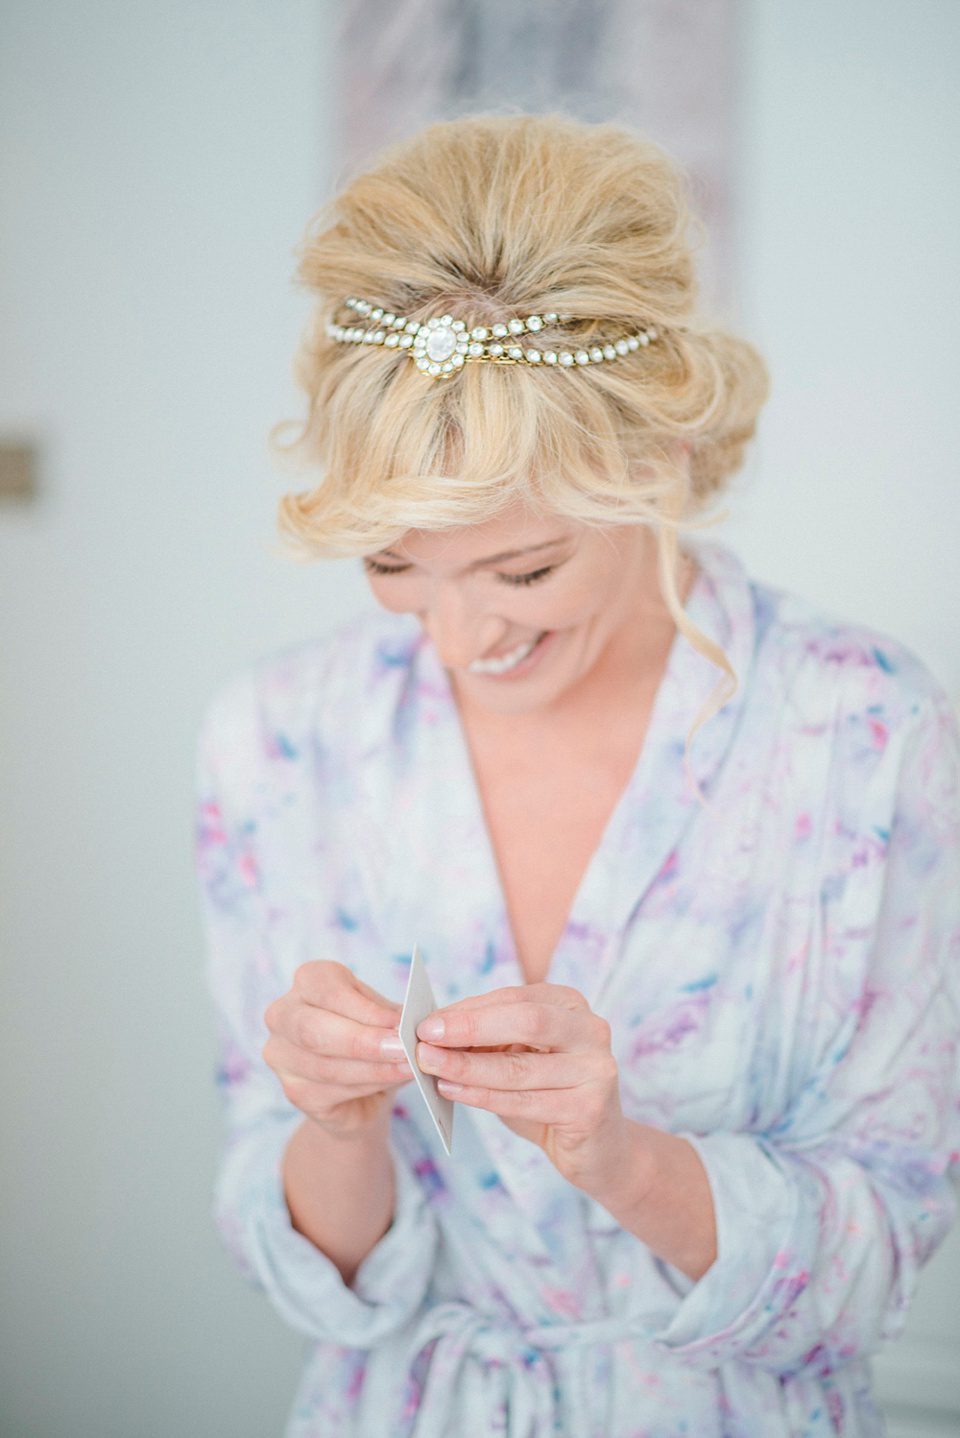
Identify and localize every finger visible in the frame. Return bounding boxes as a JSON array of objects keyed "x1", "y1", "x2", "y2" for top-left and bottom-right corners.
[
  {"x1": 273, "y1": 1065, "x2": 410, "y2": 1112},
  {"x1": 416, "y1": 999, "x2": 600, "y2": 1052},
  {"x1": 290, "y1": 960, "x2": 402, "y2": 1027},
  {"x1": 269, "y1": 1002, "x2": 407, "y2": 1064},
  {"x1": 351, "y1": 970, "x2": 405, "y2": 1016},
  {"x1": 264, "y1": 1034, "x2": 411, "y2": 1087},
  {"x1": 417, "y1": 1042, "x2": 615, "y2": 1093},
  {"x1": 433, "y1": 1081, "x2": 582, "y2": 1125},
  {"x1": 427, "y1": 983, "x2": 589, "y2": 1018}
]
